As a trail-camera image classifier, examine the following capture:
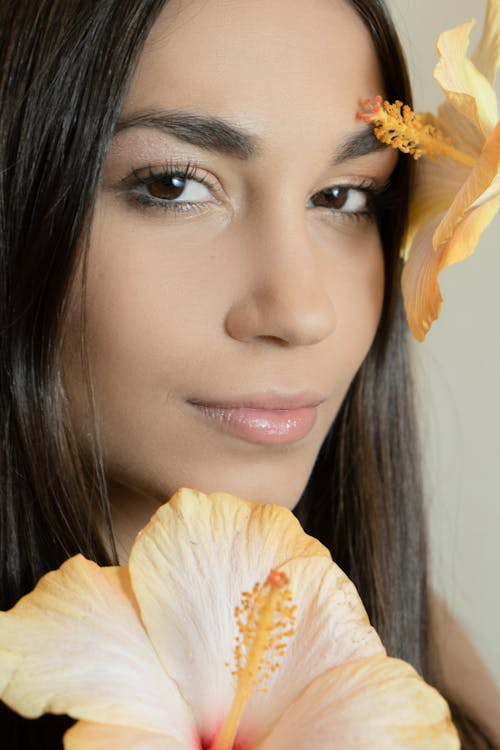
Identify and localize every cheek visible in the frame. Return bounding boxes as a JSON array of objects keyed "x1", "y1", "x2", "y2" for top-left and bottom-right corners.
[
  {"x1": 80, "y1": 212, "x2": 223, "y2": 389},
  {"x1": 343, "y1": 251, "x2": 385, "y2": 347},
  {"x1": 323, "y1": 228, "x2": 385, "y2": 373}
]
